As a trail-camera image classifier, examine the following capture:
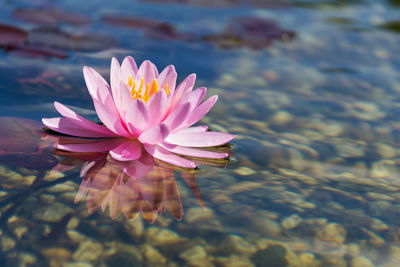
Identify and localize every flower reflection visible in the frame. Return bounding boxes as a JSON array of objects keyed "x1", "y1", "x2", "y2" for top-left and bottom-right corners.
[{"x1": 46, "y1": 134, "x2": 231, "y2": 222}]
